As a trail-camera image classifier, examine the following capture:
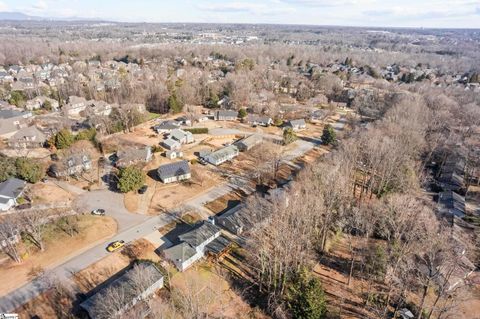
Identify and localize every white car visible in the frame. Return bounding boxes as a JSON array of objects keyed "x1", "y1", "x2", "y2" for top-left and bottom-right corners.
[{"x1": 91, "y1": 209, "x2": 106, "y2": 216}]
